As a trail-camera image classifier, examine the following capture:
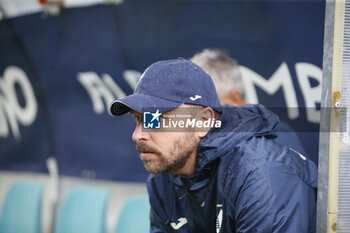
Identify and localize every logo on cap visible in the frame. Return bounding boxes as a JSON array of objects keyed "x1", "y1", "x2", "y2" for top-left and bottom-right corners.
[
  {"x1": 189, "y1": 95, "x2": 202, "y2": 101},
  {"x1": 143, "y1": 109, "x2": 161, "y2": 129}
]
